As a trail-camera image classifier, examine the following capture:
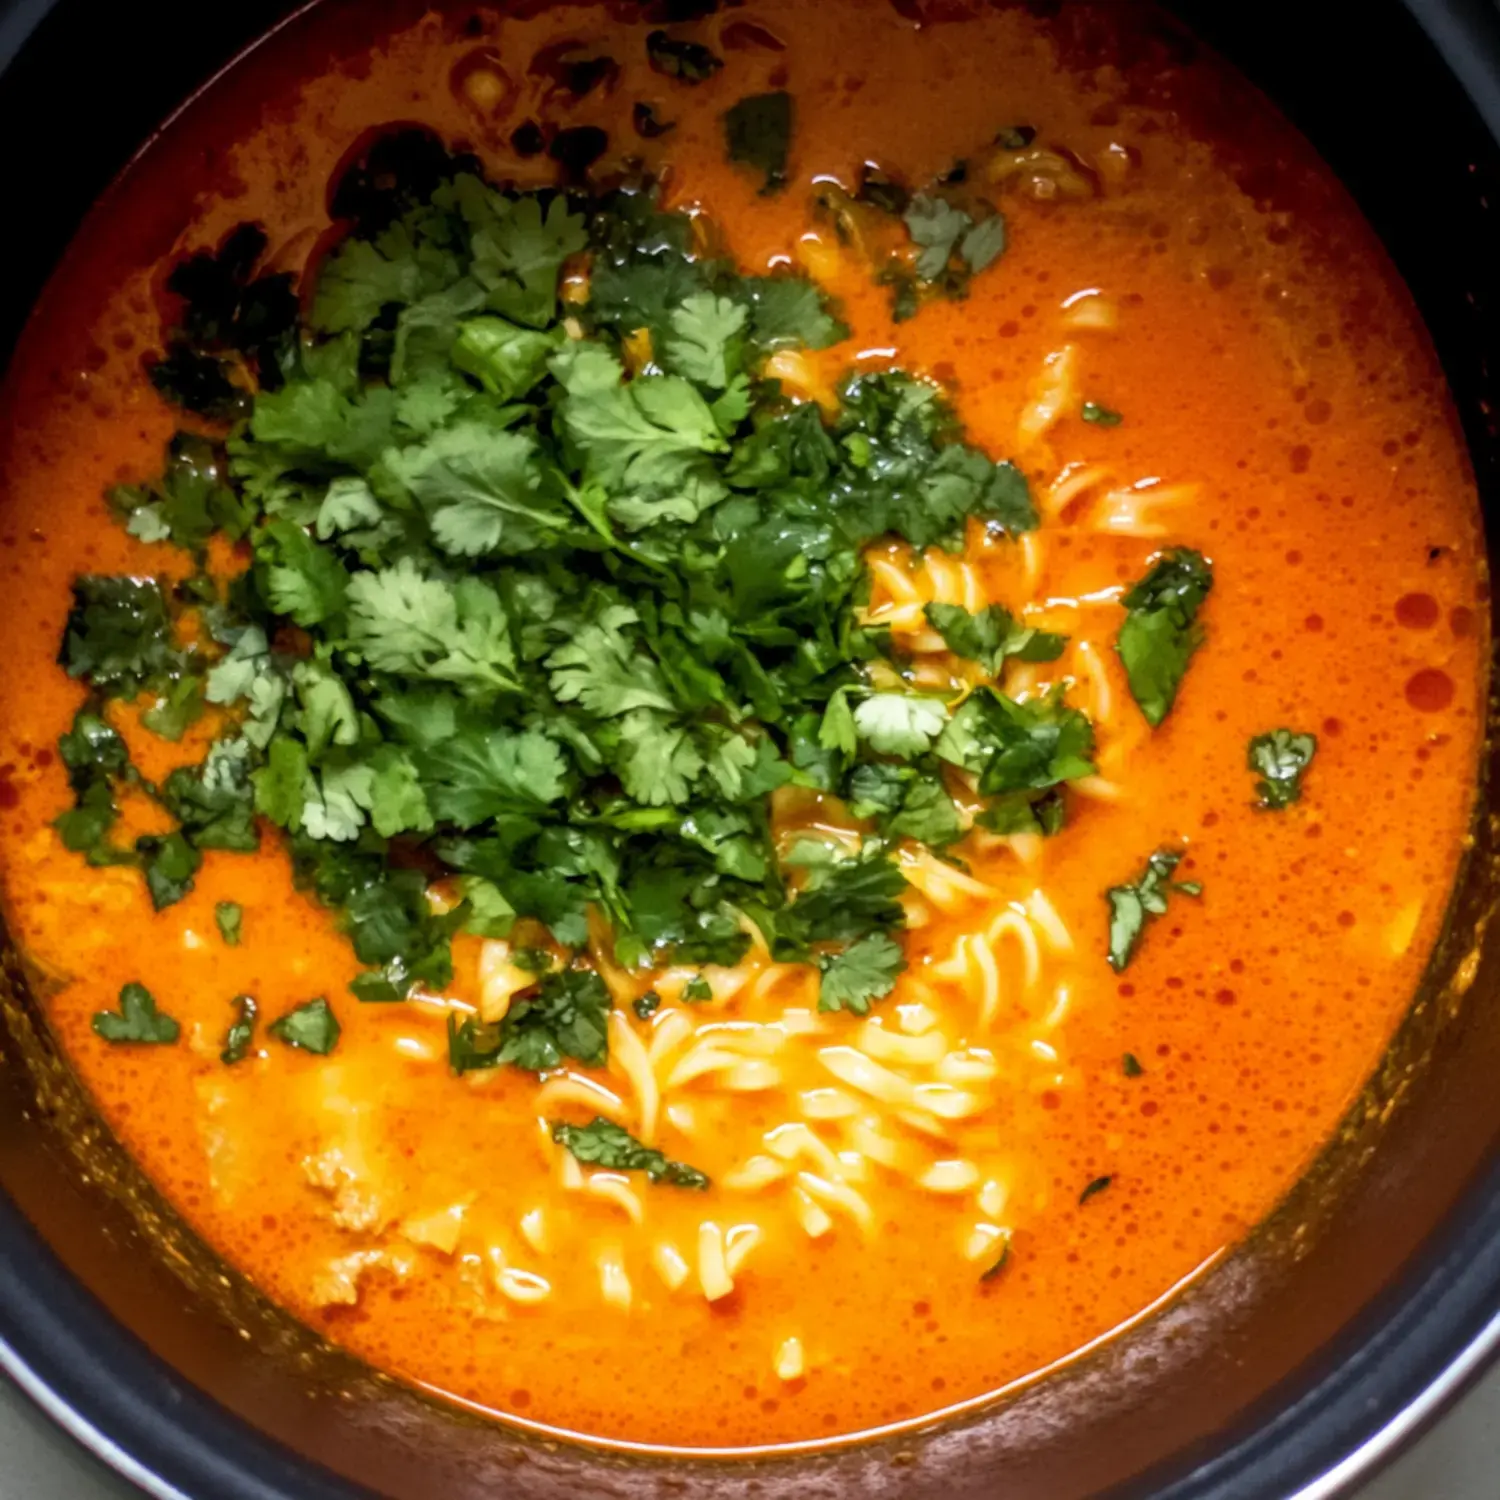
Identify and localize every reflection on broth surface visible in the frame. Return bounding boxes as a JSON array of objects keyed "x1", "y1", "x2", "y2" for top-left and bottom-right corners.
[{"x1": 0, "y1": 0, "x2": 1487, "y2": 1452}]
